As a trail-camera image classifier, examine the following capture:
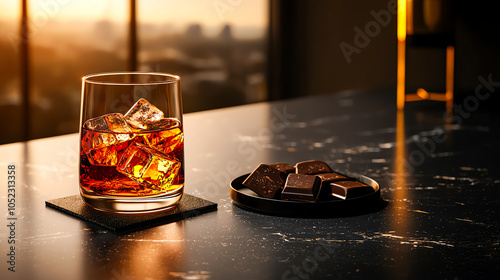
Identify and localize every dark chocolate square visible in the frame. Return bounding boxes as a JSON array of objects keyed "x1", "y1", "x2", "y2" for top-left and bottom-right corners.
[
  {"x1": 330, "y1": 181, "x2": 374, "y2": 200},
  {"x1": 45, "y1": 194, "x2": 217, "y2": 233},
  {"x1": 295, "y1": 160, "x2": 333, "y2": 175},
  {"x1": 269, "y1": 163, "x2": 295, "y2": 173},
  {"x1": 242, "y1": 164, "x2": 285, "y2": 198},
  {"x1": 315, "y1": 172, "x2": 351, "y2": 201},
  {"x1": 282, "y1": 173, "x2": 321, "y2": 202},
  {"x1": 316, "y1": 172, "x2": 349, "y2": 183}
]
